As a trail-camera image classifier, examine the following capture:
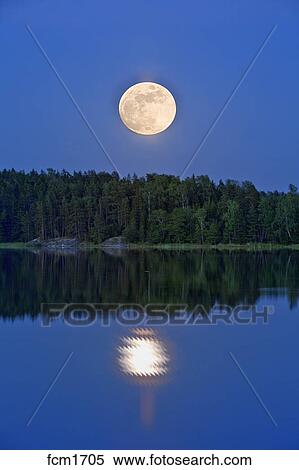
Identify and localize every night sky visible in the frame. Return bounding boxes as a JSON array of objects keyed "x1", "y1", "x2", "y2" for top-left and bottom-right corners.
[{"x1": 1, "y1": 0, "x2": 299, "y2": 190}]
